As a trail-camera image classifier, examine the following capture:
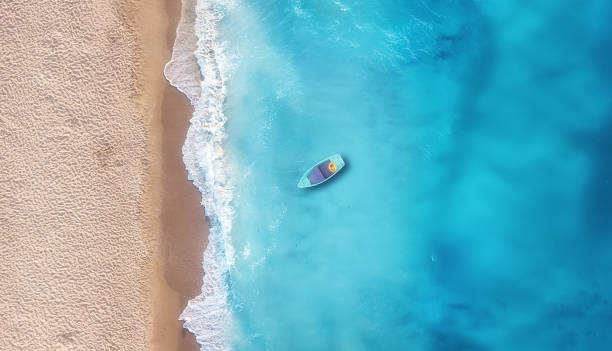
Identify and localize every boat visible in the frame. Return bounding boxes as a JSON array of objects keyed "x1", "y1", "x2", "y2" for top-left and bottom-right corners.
[{"x1": 297, "y1": 154, "x2": 345, "y2": 188}]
